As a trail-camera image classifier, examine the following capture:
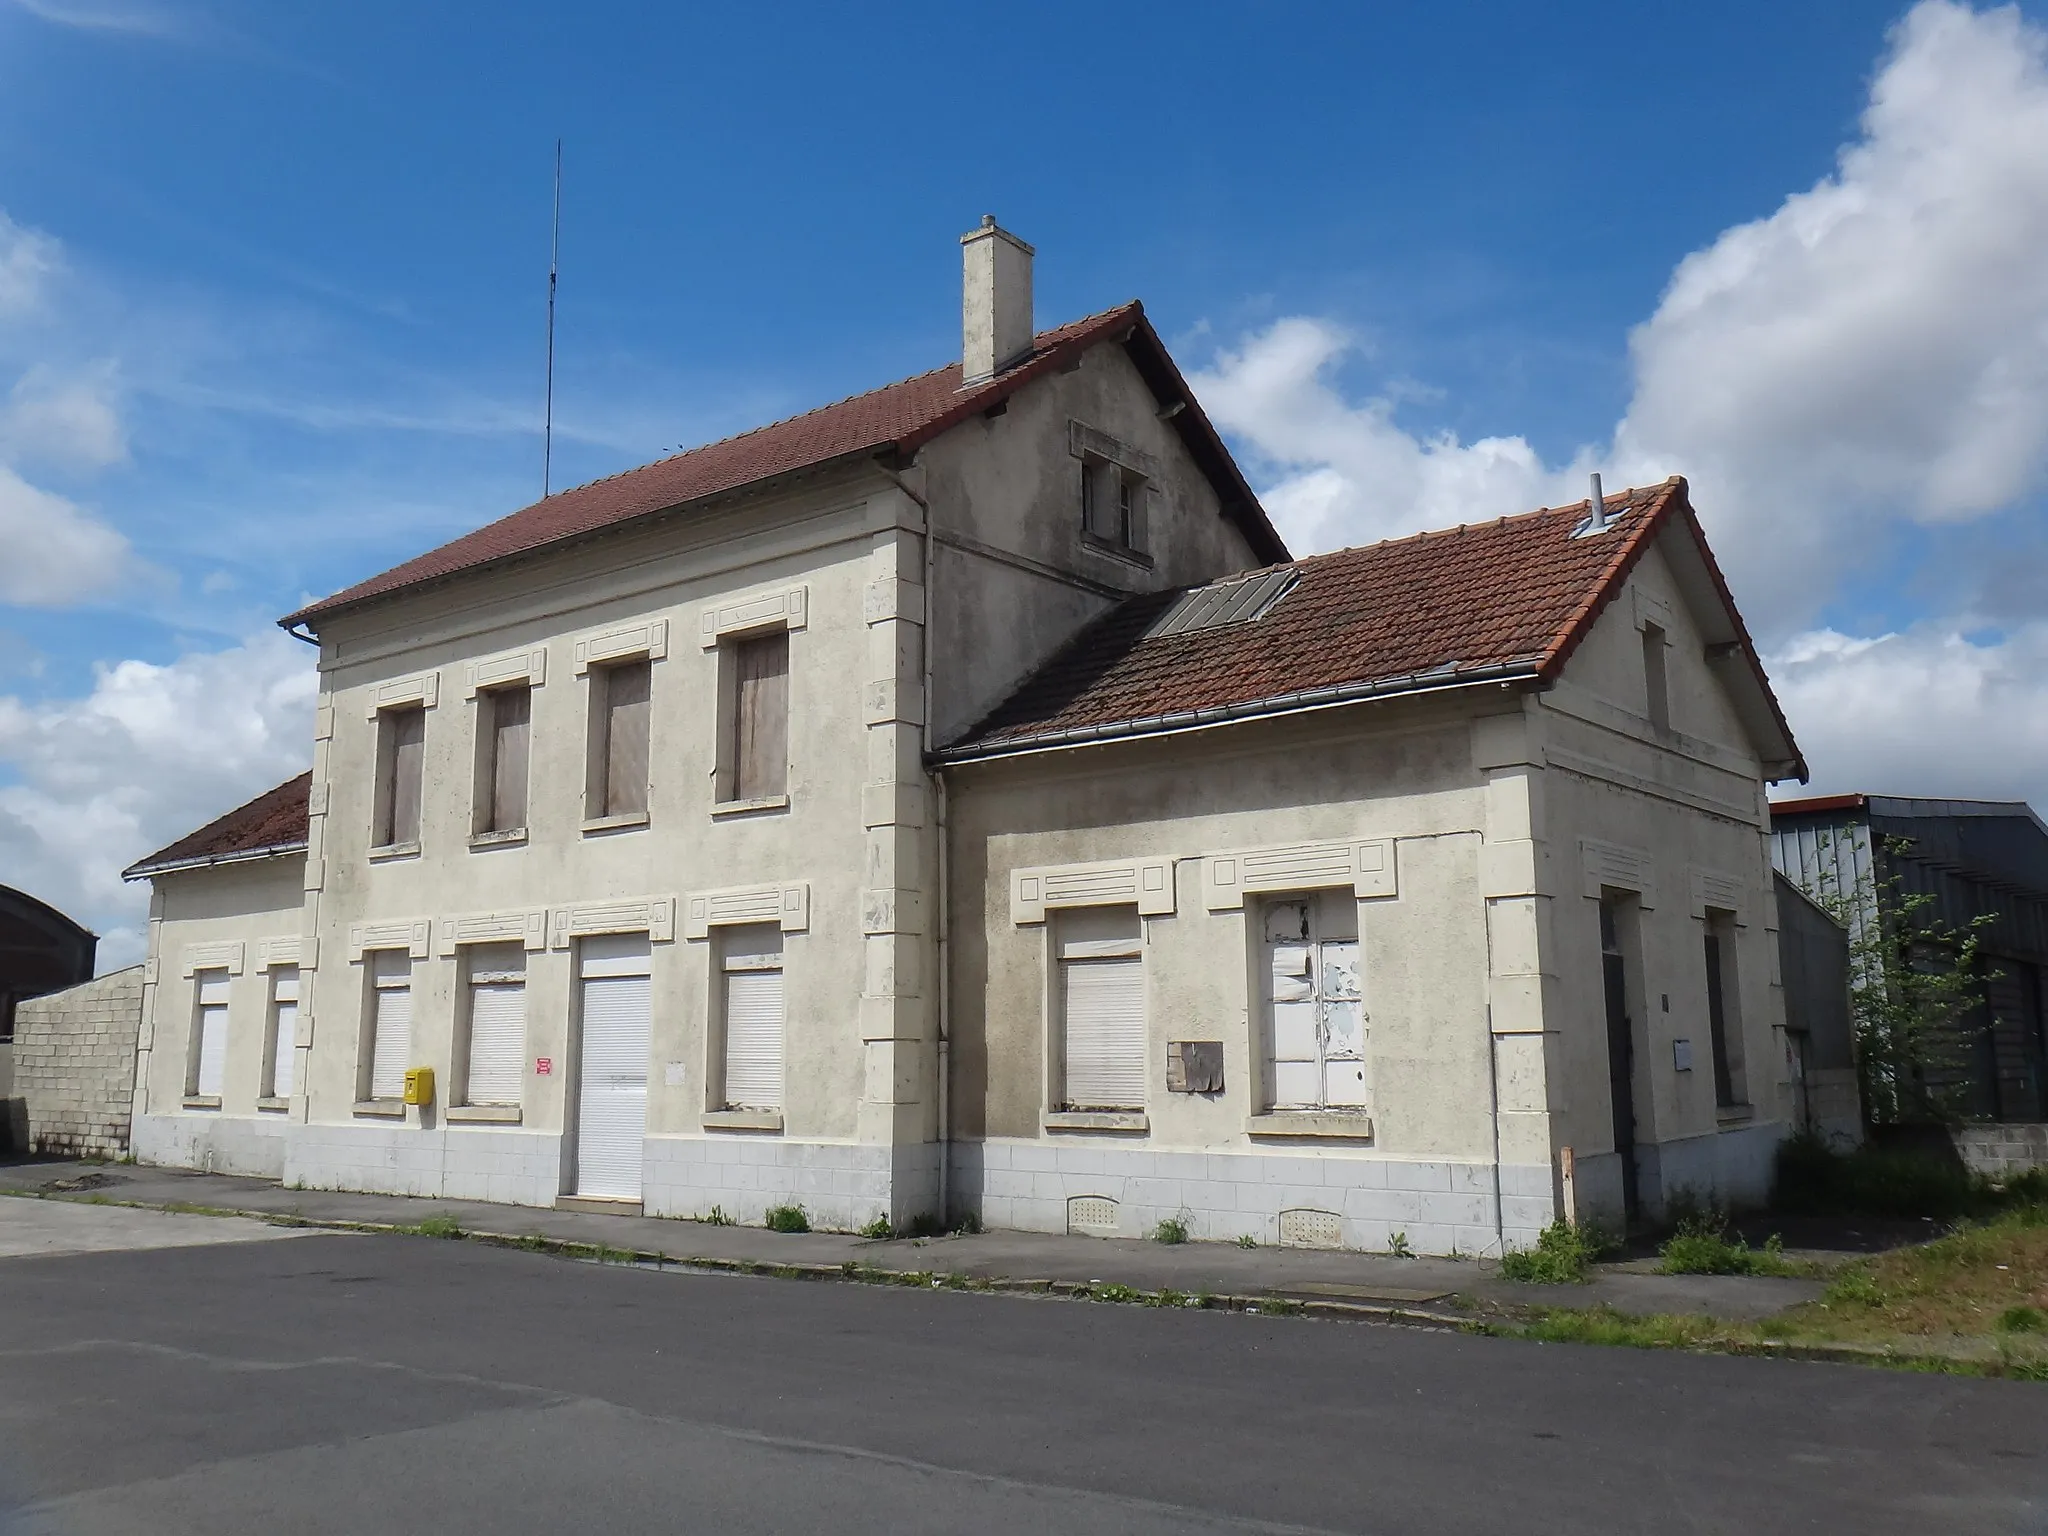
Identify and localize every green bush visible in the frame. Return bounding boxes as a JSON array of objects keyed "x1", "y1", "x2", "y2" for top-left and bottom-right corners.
[
  {"x1": 1499, "y1": 1220, "x2": 1609, "y2": 1283},
  {"x1": 1995, "y1": 1304, "x2": 2046, "y2": 1334},
  {"x1": 764, "y1": 1203, "x2": 810, "y2": 1234},
  {"x1": 1657, "y1": 1216, "x2": 1796, "y2": 1277},
  {"x1": 1152, "y1": 1214, "x2": 1190, "y2": 1245}
]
